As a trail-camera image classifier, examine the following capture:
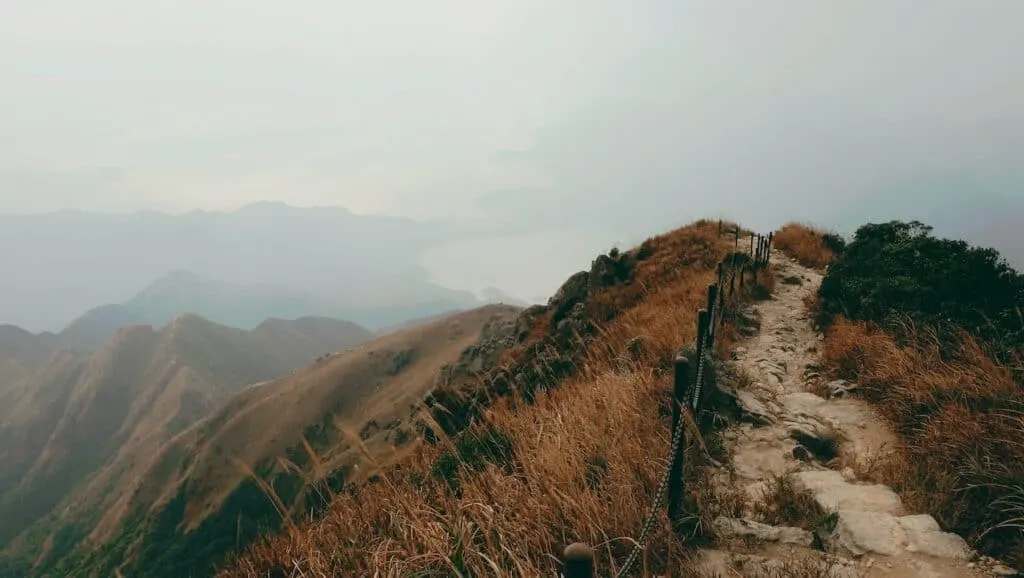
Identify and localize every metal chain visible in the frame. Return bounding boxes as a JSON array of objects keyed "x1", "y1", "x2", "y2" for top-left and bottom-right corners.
[
  {"x1": 615, "y1": 315, "x2": 714, "y2": 577},
  {"x1": 615, "y1": 232, "x2": 761, "y2": 577}
]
